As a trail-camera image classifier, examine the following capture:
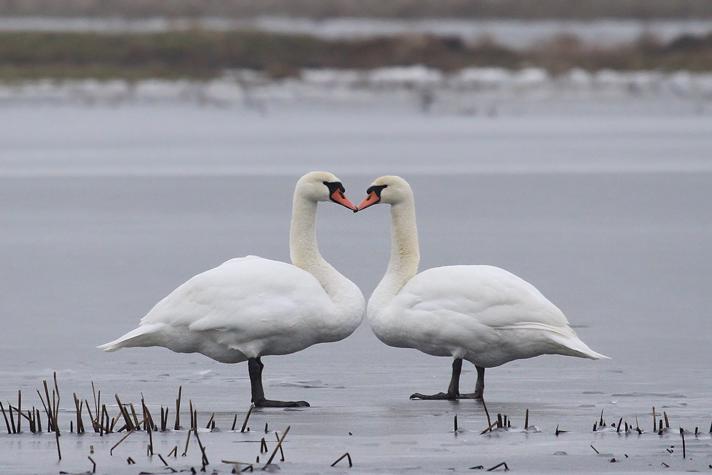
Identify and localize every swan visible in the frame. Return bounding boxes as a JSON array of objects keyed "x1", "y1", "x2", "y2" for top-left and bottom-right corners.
[
  {"x1": 99, "y1": 171, "x2": 365, "y2": 407},
  {"x1": 357, "y1": 176, "x2": 608, "y2": 400}
]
